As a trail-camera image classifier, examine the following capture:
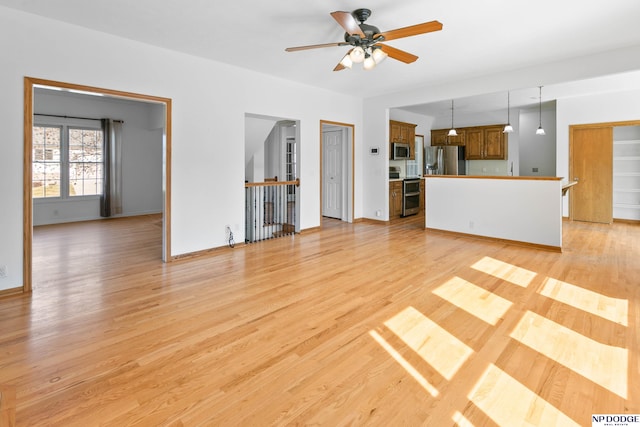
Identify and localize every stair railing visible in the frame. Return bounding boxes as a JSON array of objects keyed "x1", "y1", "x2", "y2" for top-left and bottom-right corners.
[{"x1": 245, "y1": 178, "x2": 299, "y2": 243}]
